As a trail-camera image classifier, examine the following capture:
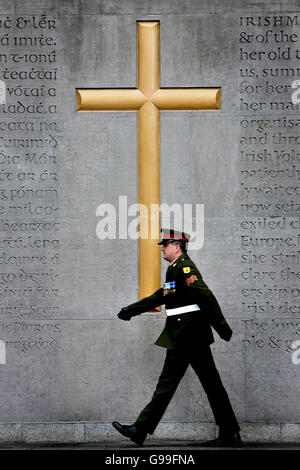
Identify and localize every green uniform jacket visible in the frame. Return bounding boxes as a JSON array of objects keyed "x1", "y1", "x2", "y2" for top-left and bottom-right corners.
[{"x1": 127, "y1": 253, "x2": 233, "y2": 351}]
